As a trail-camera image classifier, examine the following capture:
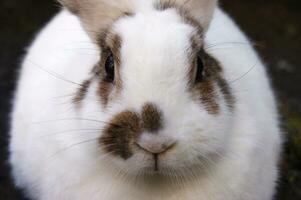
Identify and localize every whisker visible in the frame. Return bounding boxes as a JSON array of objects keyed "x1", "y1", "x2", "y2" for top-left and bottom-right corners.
[
  {"x1": 49, "y1": 137, "x2": 100, "y2": 158},
  {"x1": 55, "y1": 40, "x2": 99, "y2": 46},
  {"x1": 52, "y1": 93, "x2": 76, "y2": 99},
  {"x1": 37, "y1": 129, "x2": 103, "y2": 138},
  {"x1": 205, "y1": 41, "x2": 261, "y2": 50},
  {"x1": 63, "y1": 47, "x2": 99, "y2": 51},
  {"x1": 26, "y1": 59, "x2": 84, "y2": 87},
  {"x1": 33, "y1": 118, "x2": 120, "y2": 127},
  {"x1": 230, "y1": 62, "x2": 258, "y2": 83}
]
